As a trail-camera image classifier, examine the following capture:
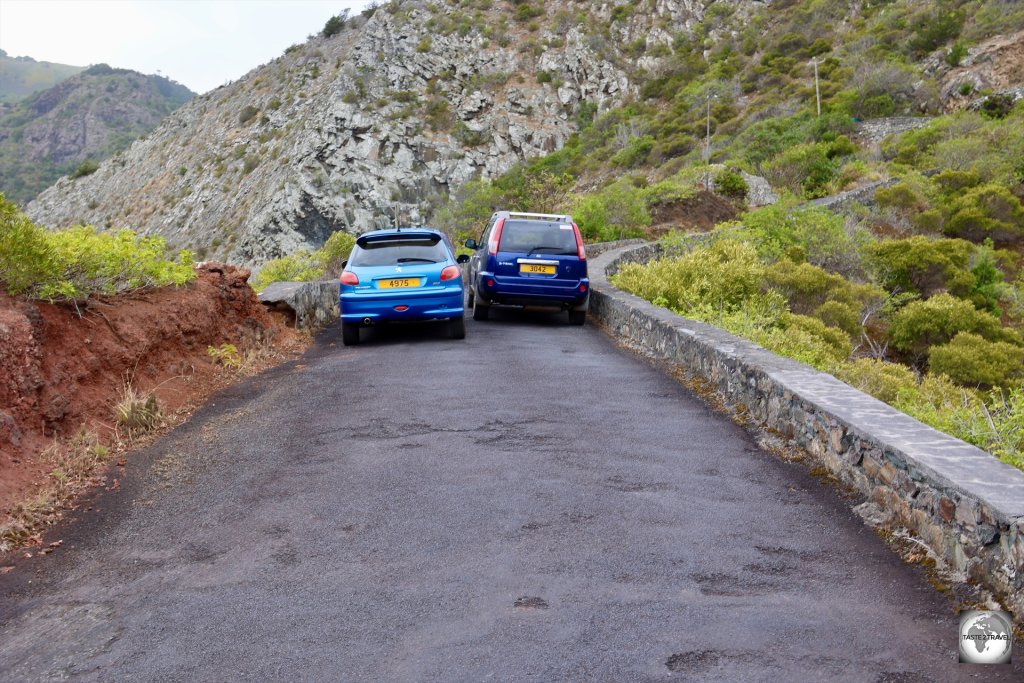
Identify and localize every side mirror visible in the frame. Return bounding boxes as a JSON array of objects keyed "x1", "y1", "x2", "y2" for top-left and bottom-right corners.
[
  {"x1": 464, "y1": 238, "x2": 478, "y2": 250},
  {"x1": 456, "y1": 254, "x2": 470, "y2": 264},
  {"x1": 341, "y1": 260, "x2": 348, "y2": 268}
]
